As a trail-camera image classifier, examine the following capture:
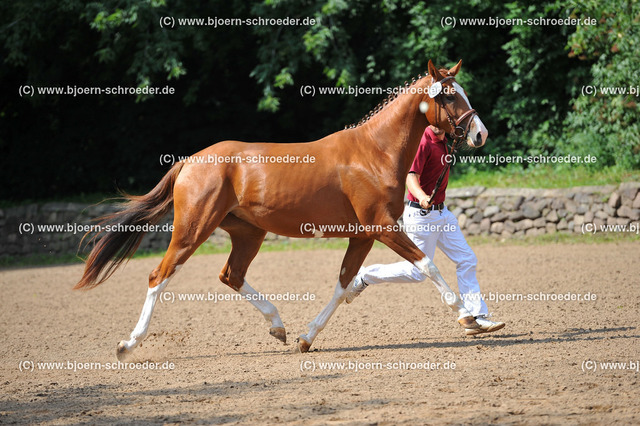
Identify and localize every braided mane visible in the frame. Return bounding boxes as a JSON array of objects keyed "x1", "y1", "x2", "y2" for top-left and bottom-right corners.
[{"x1": 344, "y1": 67, "x2": 452, "y2": 130}]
